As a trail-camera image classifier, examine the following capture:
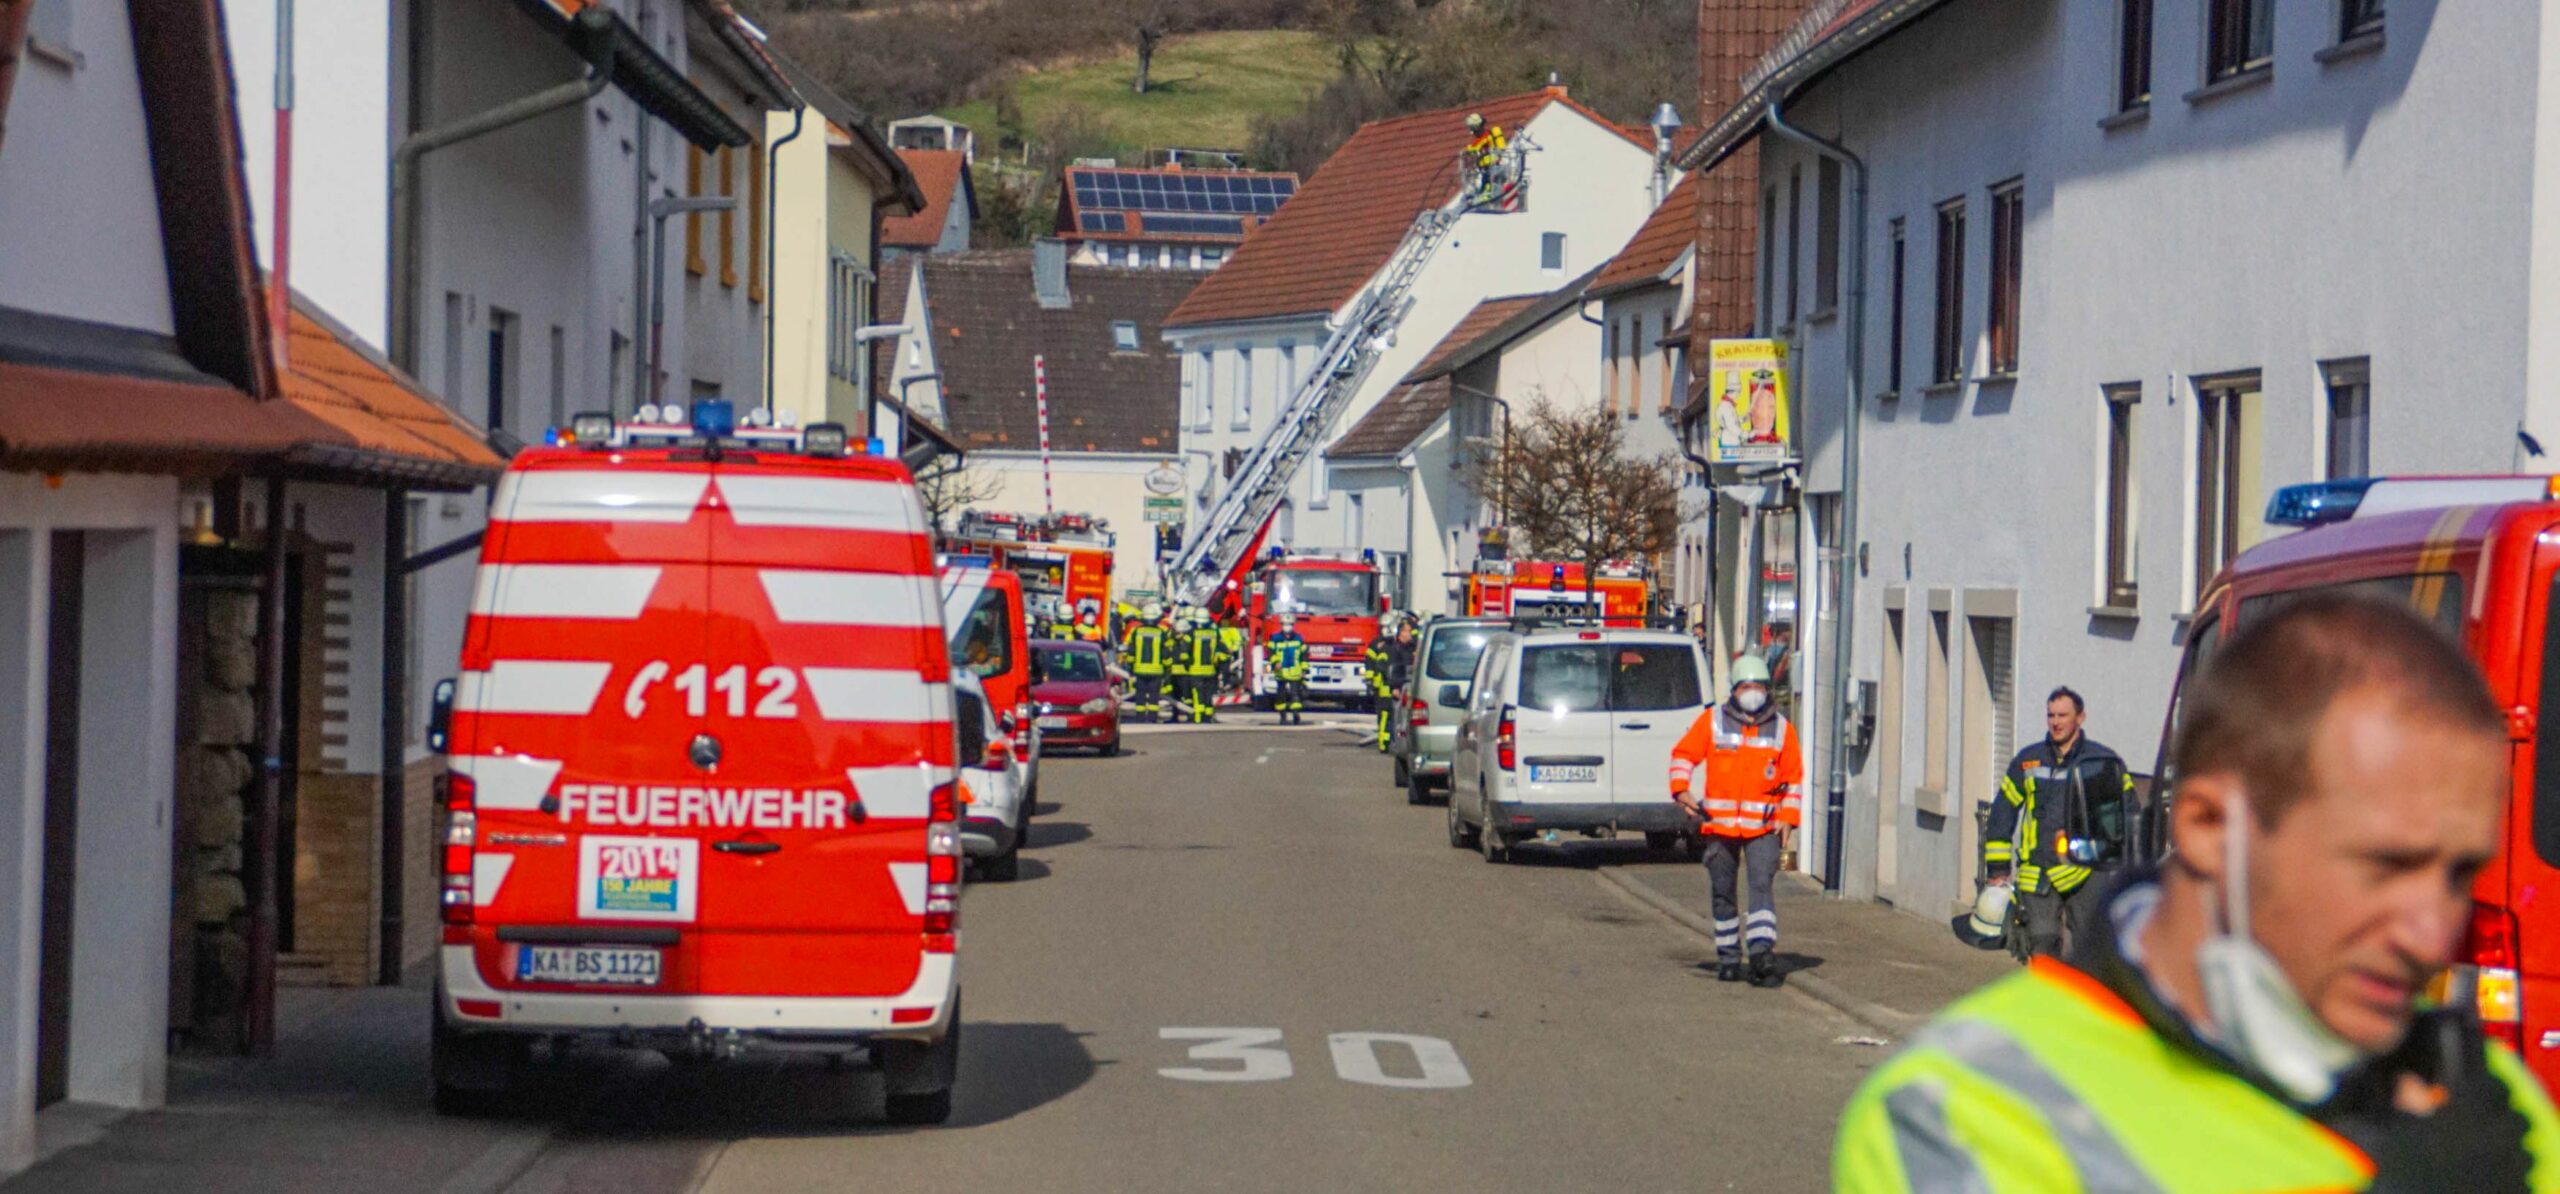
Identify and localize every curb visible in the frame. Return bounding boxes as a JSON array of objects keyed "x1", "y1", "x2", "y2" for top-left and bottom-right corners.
[{"x1": 1594, "y1": 868, "x2": 1921, "y2": 1038}]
